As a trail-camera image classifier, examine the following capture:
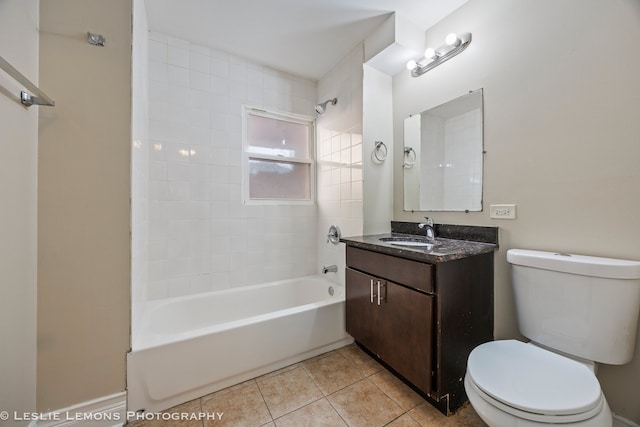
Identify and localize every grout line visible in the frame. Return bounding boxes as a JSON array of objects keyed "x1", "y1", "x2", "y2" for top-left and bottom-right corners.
[
  {"x1": 256, "y1": 365, "x2": 336, "y2": 423},
  {"x1": 197, "y1": 397, "x2": 204, "y2": 427},
  {"x1": 325, "y1": 397, "x2": 350, "y2": 426},
  {"x1": 254, "y1": 379, "x2": 275, "y2": 423},
  {"x1": 269, "y1": 397, "x2": 330, "y2": 425},
  {"x1": 160, "y1": 346, "x2": 470, "y2": 427}
]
